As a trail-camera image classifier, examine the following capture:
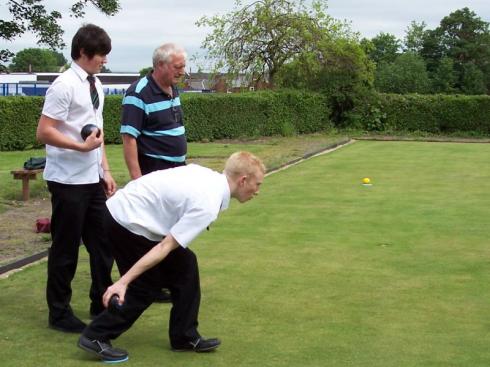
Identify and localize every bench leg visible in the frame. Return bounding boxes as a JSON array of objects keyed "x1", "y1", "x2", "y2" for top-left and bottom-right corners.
[{"x1": 22, "y1": 177, "x2": 30, "y2": 201}]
